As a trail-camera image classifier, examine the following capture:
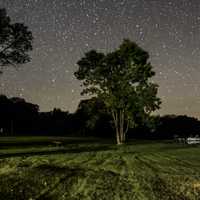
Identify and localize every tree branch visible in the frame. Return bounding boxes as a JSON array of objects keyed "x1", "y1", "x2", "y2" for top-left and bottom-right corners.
[{"x1": 0, "y1": 33, "x2": 23, "y2": 55}]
